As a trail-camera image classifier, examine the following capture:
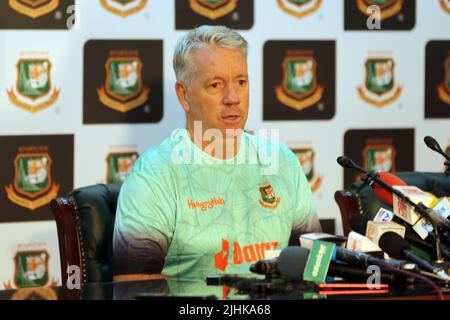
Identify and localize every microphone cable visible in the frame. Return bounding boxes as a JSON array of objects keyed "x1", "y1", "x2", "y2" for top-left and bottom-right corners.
[{"x1": 380, "y1": 263, "x2": 445, "y2": 300}]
